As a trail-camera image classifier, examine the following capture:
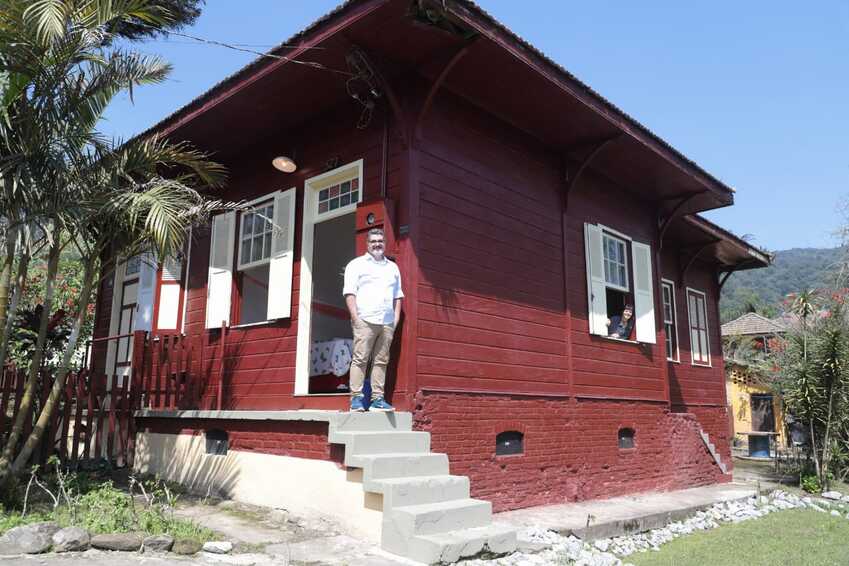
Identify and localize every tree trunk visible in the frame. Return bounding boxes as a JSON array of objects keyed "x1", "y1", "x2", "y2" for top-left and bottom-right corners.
[
  {"x1": 809, "y1": 418, "x2": 821, "y2": 481},
  {"x1": 820, "y1": 381, "x2": 837, "y2": 491},
  {"x1": 0, "y1": 234, "x2": 62, "y2": 475},
  {"x1": 12, "y1": 257, "x2": 96, "y2": 472},
  {"x1": 0, "y1": 251, "x2": 31, "y2": 372},
  {"x1": 0, "y1": 230, "x2": 18, "y2": 360}
]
